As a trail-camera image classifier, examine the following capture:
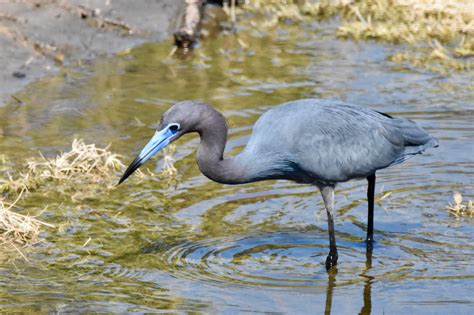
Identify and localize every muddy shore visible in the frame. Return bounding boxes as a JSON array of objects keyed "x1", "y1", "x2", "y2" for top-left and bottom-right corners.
[{"x1": 0, "y1": 0, "x2": 182, "y2": 106}]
